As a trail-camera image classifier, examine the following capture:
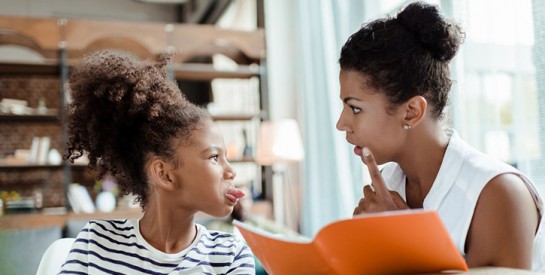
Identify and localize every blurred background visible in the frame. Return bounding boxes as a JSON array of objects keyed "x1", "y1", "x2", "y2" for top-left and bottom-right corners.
[{"x1": 0, "y1": 0, "x2": 544, "y2": 273}]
